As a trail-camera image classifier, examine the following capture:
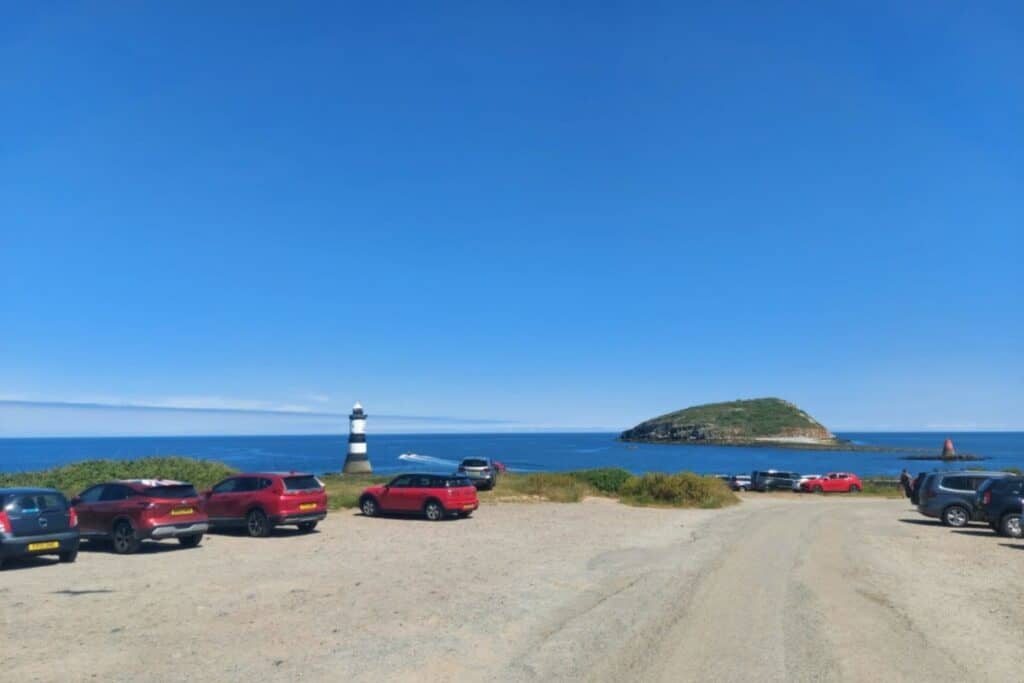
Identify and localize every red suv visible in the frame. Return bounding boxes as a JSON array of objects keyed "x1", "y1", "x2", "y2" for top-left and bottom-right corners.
[
  {"x1": 800, "y1": 472, "x2": 863, "y2": 493},
  {"x1": 203, "y1": 472, "x2": 327, "y2": 537},
  {"x1": 73, "y1": 480, "x2": 209, "y2": 554},
  {"x1": 359, "y1": 473, "x2": 479, "y2": 521}
]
